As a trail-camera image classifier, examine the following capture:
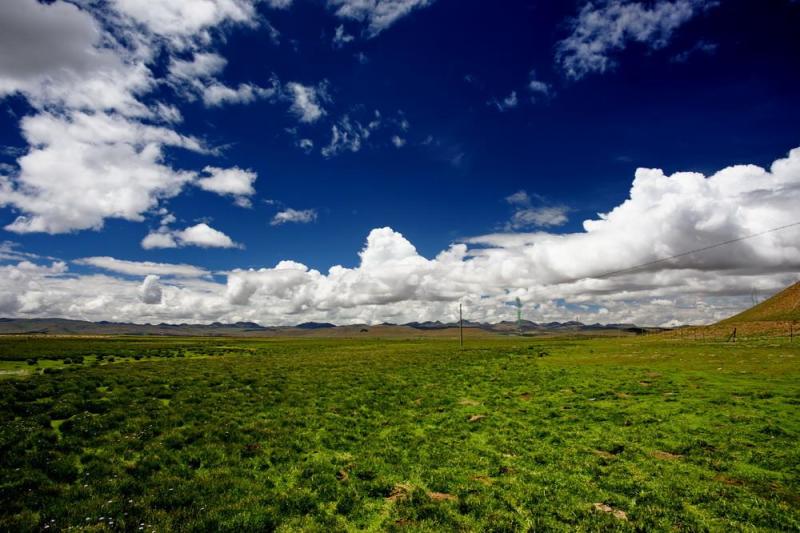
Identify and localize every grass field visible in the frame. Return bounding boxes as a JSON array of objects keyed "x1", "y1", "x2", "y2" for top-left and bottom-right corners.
[{"x1": 1, "y1": 335, "x2": 799, "y2": 531}]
